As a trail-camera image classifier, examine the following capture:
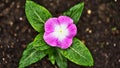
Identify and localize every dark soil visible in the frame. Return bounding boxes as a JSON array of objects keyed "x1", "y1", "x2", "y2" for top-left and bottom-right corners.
[{"x1": 0, "y1": 0, "x2": 120, "y2": 68}]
